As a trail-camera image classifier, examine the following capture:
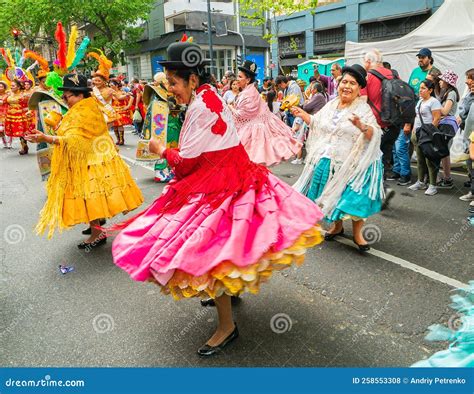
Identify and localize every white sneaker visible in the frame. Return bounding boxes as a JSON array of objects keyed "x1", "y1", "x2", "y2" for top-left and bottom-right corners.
[
  {"x1": 459, "y1": 192, "x2": 474, "y2": 202},
  {"x1": 408, "y1": 181, "x2": 427, "y2": 191},
  {"x1": 425, "y1": 185, "x2": 438, "y2": 196},
  {"x1": 291, "y1": 158, "x2": 303, "y2": 165}
]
